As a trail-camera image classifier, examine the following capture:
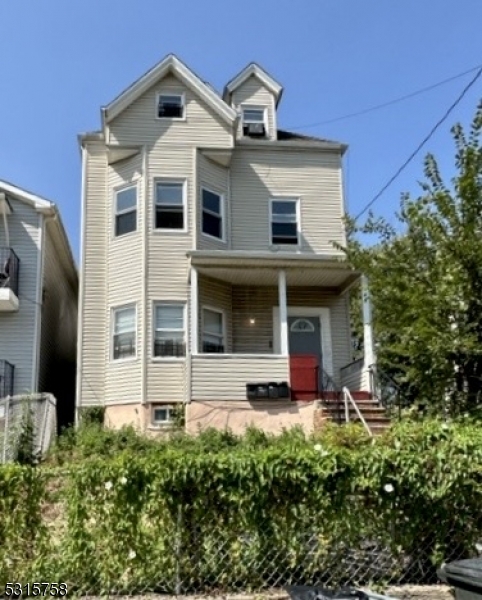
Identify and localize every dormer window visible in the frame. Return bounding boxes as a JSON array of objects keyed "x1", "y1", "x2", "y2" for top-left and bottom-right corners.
[
  {"x1": 242, "y1": 106, "x2": 266, "y2": 137},
  {"x1": 157, "y1": 93, "x2": 184, "y2": 118}
]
